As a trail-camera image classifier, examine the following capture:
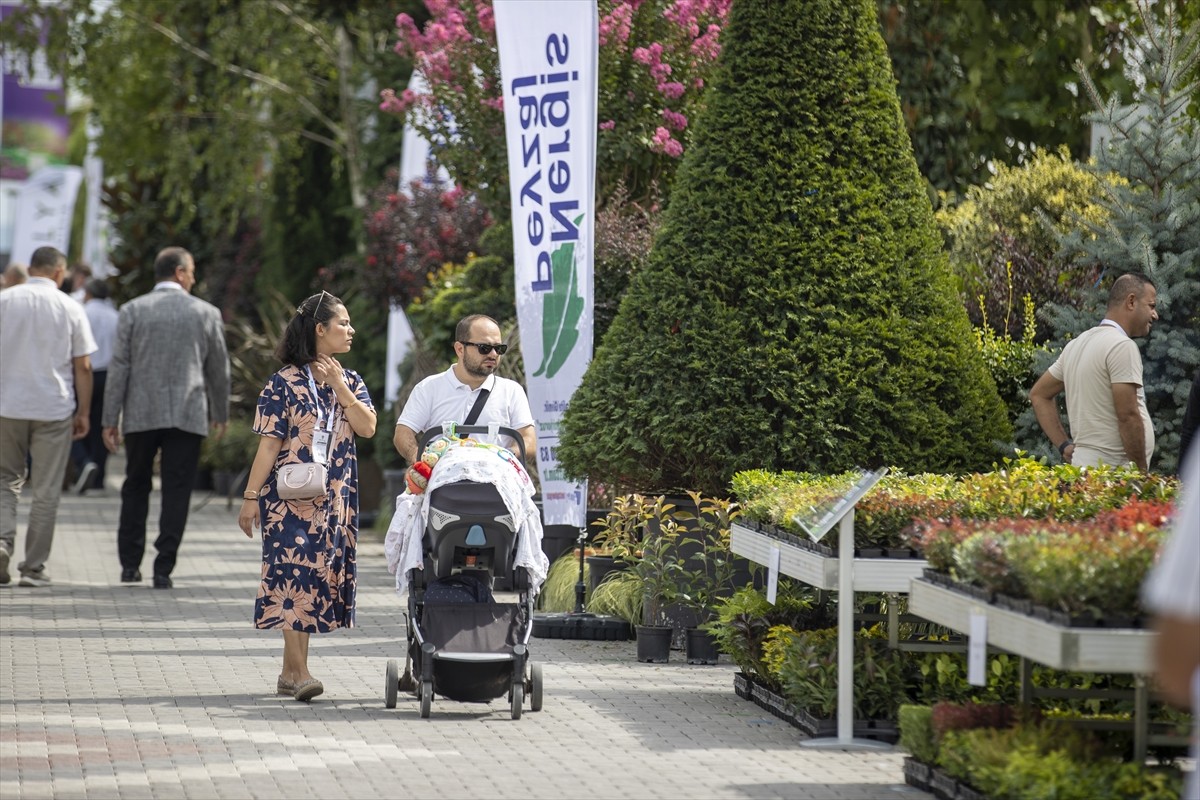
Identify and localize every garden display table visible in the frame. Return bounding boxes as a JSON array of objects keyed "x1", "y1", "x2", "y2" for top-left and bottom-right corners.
[
  {"x1": 729, "y1": 468, "x2": 908, "y2": 748},
  {"x1": 908, "y1": 577, "x2": 1159, "y2": 759}
]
